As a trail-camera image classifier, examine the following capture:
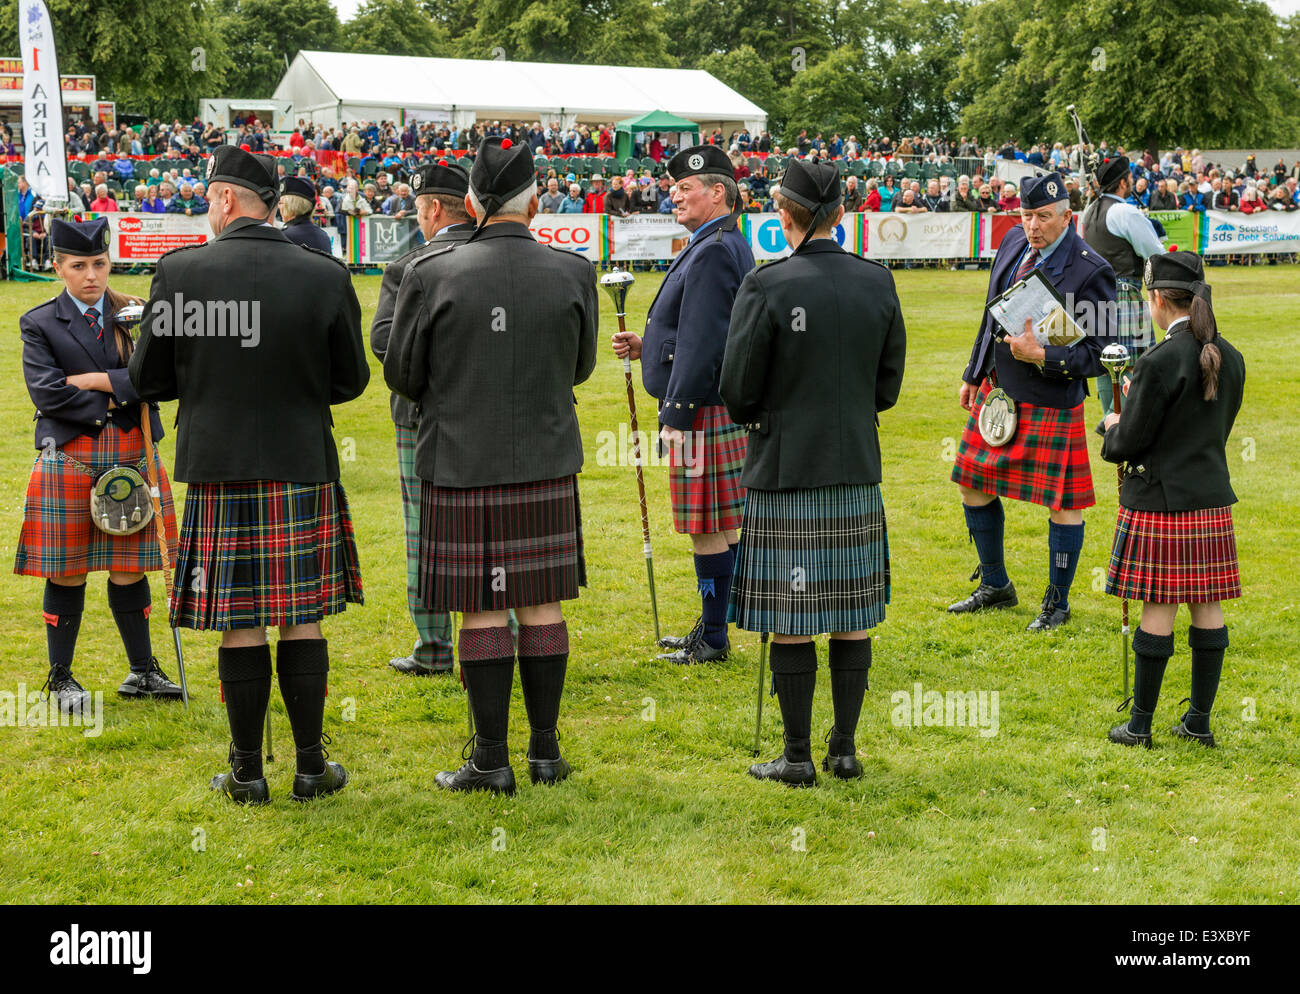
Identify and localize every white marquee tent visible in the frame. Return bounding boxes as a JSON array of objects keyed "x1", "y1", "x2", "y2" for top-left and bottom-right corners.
[{"x1": 273, "y1": 51, "x2": 767, "y2": 135}]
